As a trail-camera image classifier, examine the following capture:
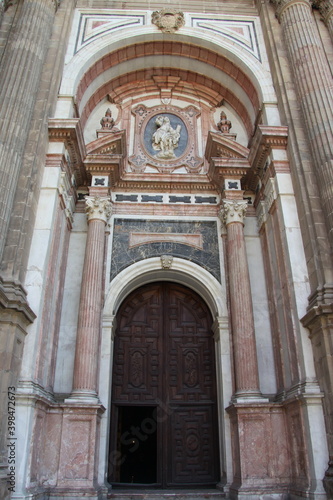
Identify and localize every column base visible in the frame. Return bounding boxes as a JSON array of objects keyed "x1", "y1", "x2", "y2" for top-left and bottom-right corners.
[
  {"x1": 232, "y1": 390, "x2": 269, "y2": 403},
  {"x1": 65, "y1": 389, "x2": 100, "y2": 404}
]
